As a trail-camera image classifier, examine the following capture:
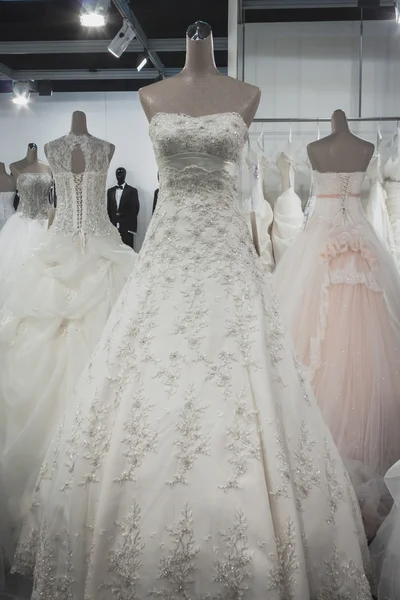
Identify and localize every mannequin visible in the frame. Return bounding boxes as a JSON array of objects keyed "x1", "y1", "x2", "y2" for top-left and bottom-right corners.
[
  {"x1": 64, "y1": 111, "x2": 115, "y2": 174},
  {"x1": 307, "y1": 110, "x2": 374, "y2": 173},
  {"x1": 139, "y1": 21, "x2": 260, "y2": 126},
  {"x1": 107, "y1": 167, "x2": 140, "y2": 249},
  {"x1": 10, "y1": 144, "x2": 52, "y2": 180},
  {"x1": 0, "y1": 162, "x2": 16, "y2": 192}
]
